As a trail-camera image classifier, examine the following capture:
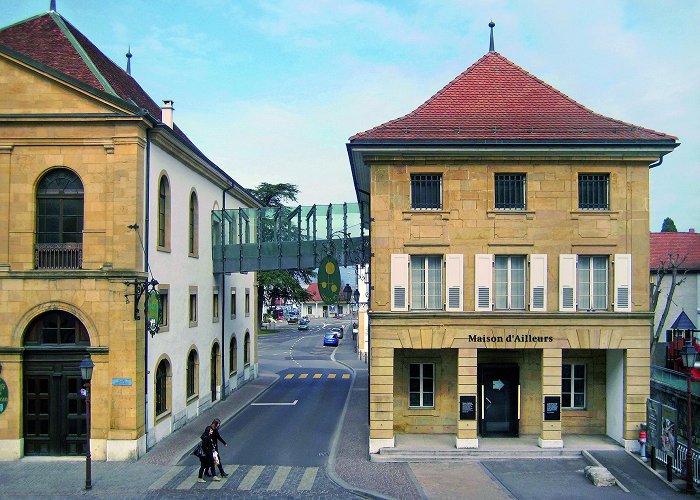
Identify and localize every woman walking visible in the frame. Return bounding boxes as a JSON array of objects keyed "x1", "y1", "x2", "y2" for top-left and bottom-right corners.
[
  {"x1": 197, "y1": 426, "x2": 220, "y2": 483},
  {"x1": 210, "y1": 418, "x2": 229, "y2": 477}
]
